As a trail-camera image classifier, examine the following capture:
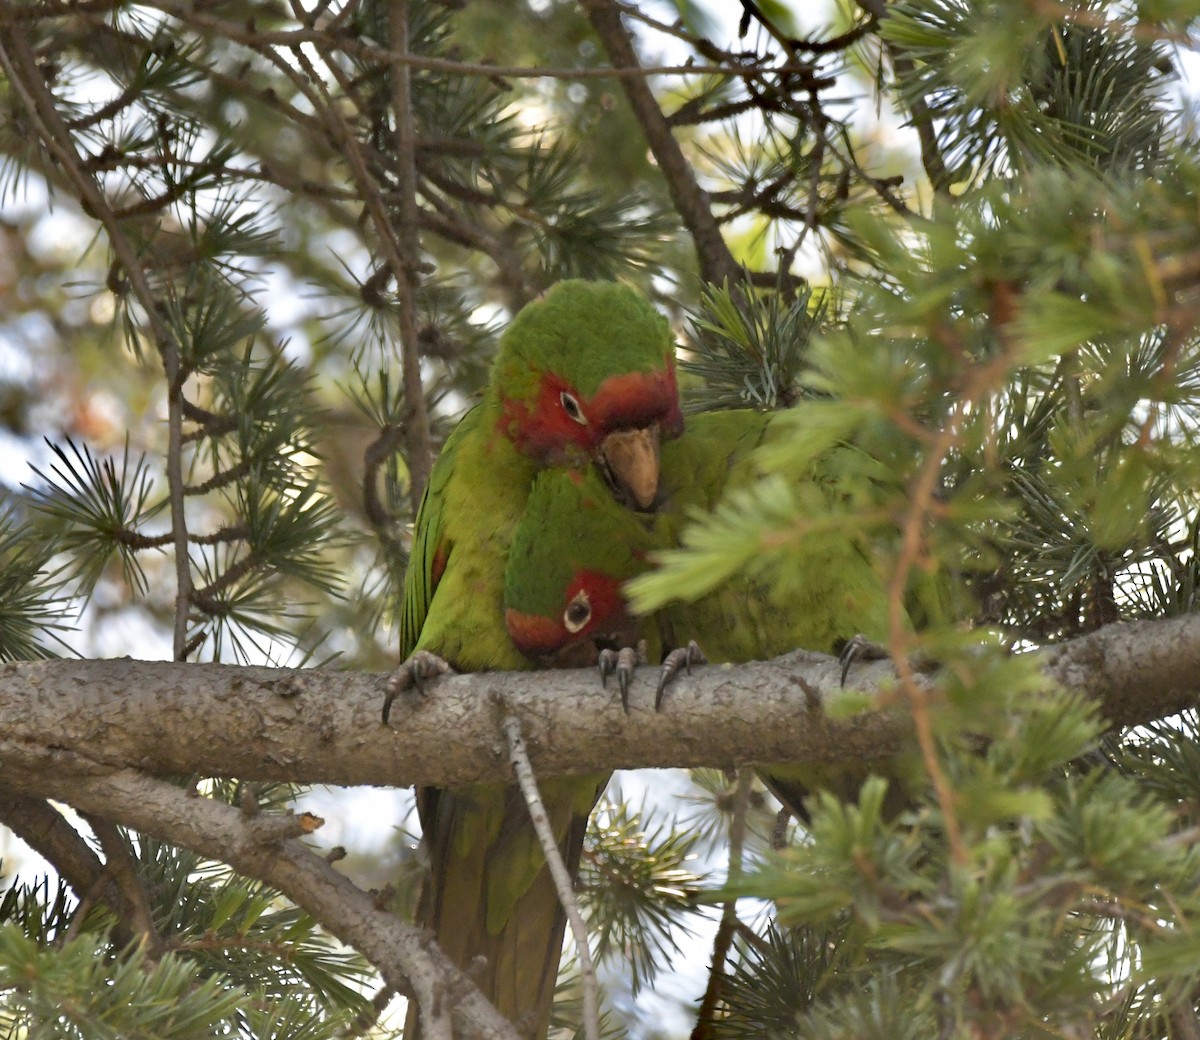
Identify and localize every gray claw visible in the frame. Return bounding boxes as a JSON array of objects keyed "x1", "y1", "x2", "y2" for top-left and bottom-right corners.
[
  {"x1": 599, "y1": 645, "x2": 643, "y2": 712},
  {"x1": 599, "y1": 648, "x2": 618, "y2": 690},
  {"x1": 837, "y1": 634, "x2": 886, "y2": 687},
  {"x1": 655, "y1": 640, "x2": 706, "y2": 711},
  {"x1": 383, "y1": 650, "x2": 455, "y2": 724}
]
